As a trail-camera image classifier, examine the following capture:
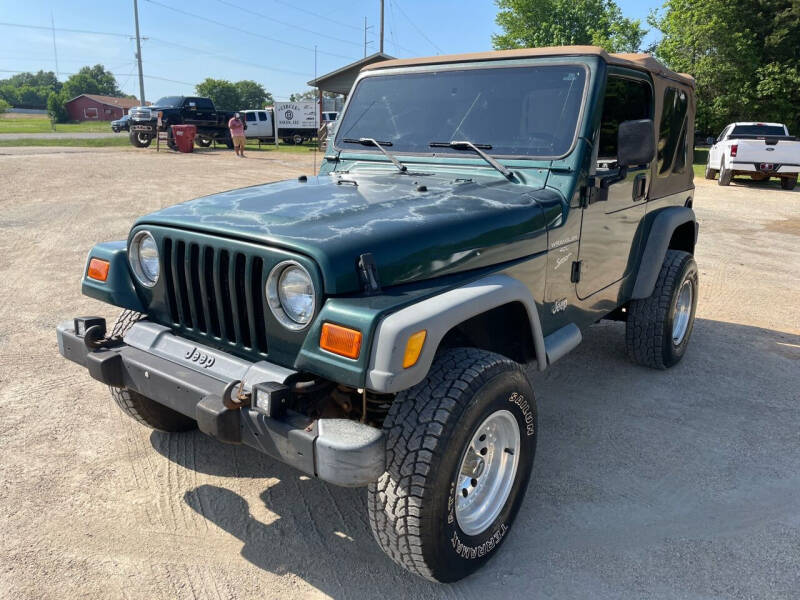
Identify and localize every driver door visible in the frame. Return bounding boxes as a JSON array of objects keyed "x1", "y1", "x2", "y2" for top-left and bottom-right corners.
[{"x1": 577, "y1": 73, "x2": 653, "y2": 299}]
